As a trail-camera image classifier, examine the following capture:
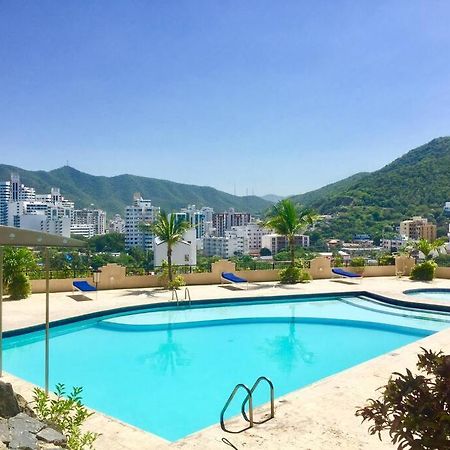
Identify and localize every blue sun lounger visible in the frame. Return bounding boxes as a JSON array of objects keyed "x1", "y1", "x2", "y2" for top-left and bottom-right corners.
[
  {"x1": 73, "y1": 280, "x2": 96, "y2": 292},
  {"x1": 221, "y1": 272, "x2": 249, "y2": 289},
  {"x1": 332, "y1": 267, "x2": 362, "y2": 282},
  {"x1": 72, "y1": 280, "x2": 97, "y2": 300}
]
